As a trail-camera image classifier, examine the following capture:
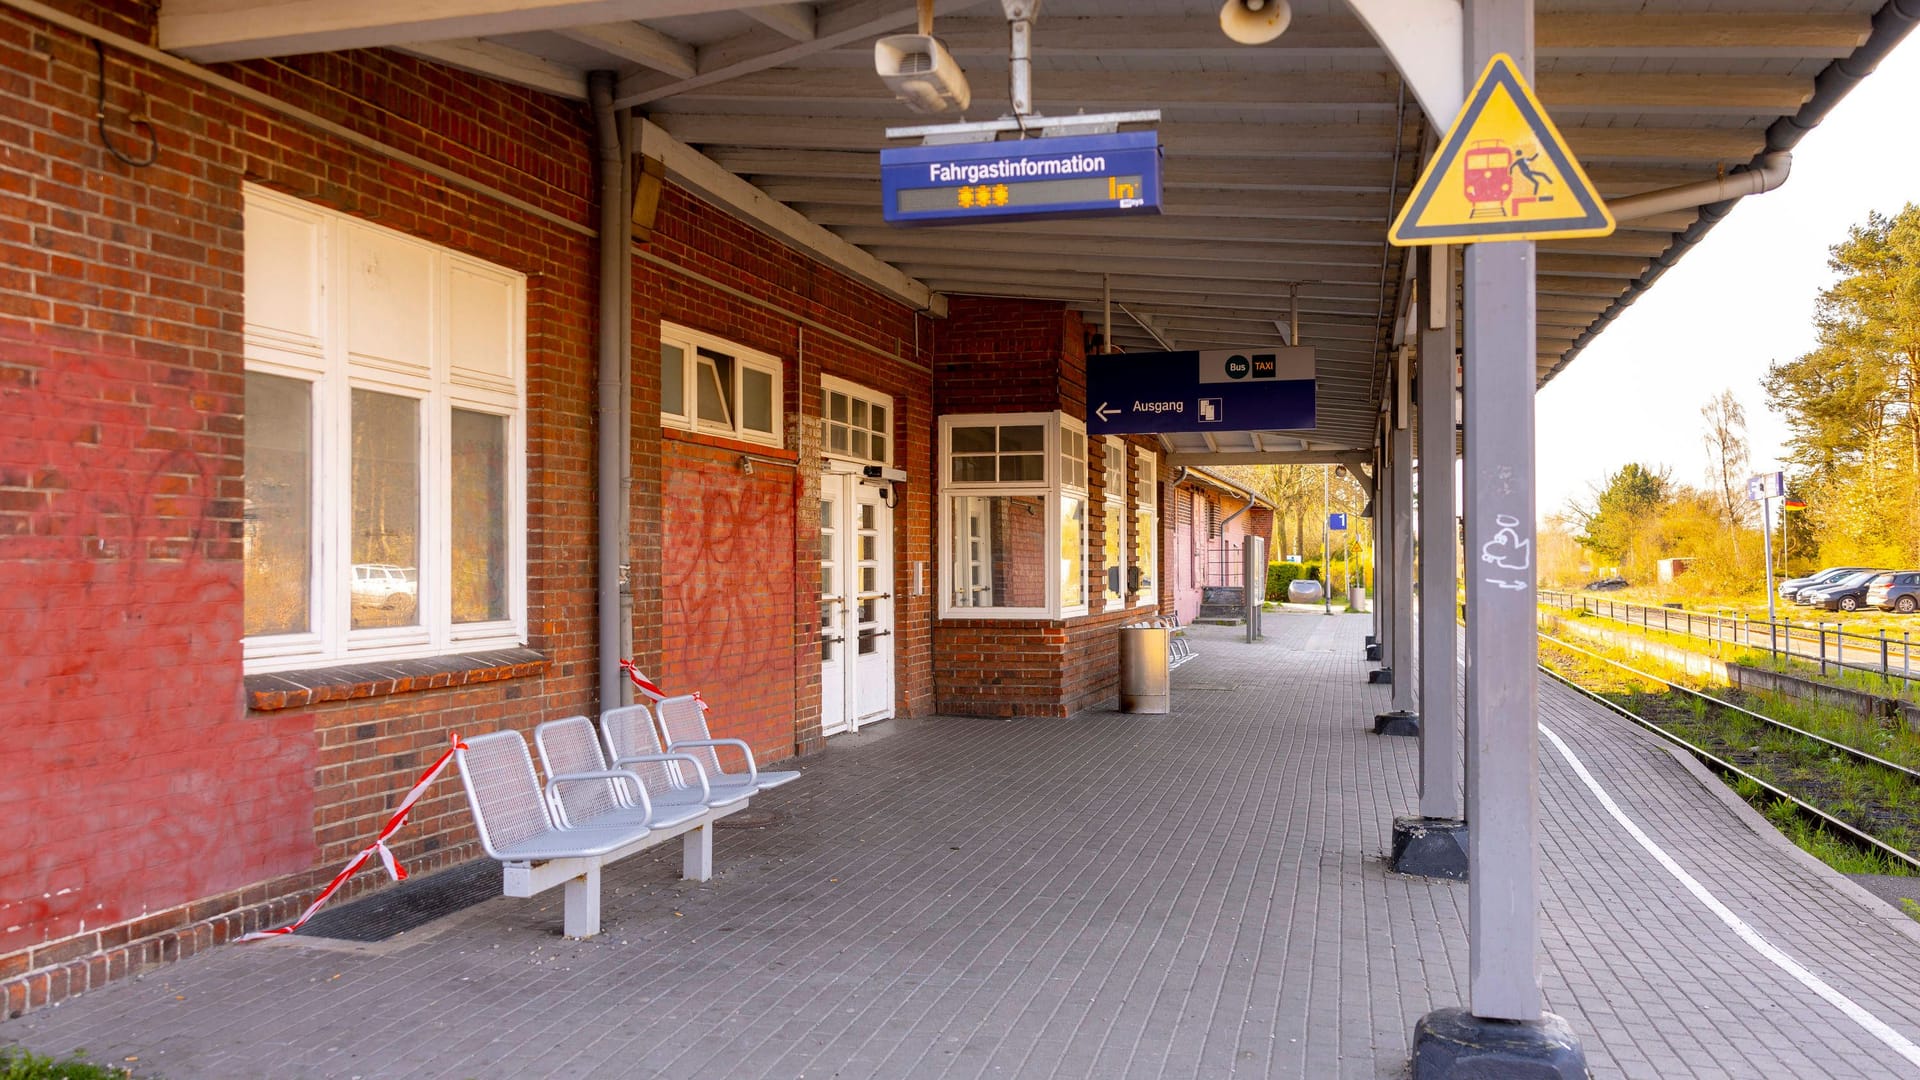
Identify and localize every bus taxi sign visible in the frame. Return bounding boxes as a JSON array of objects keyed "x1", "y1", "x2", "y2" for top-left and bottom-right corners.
[{"x1": 1388, "y1": 54, "x2": 1613, "y2": 246}]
